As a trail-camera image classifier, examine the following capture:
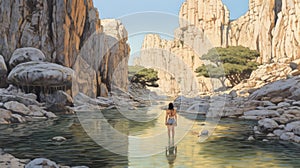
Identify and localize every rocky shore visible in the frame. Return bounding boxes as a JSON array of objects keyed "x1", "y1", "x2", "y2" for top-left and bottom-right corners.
[
  {"x1": 0, "y1": 148, "x2": 88, "y2": 168},
  {"x1": 175, "y1": 63, "x2": 300, "y2": 144}
]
